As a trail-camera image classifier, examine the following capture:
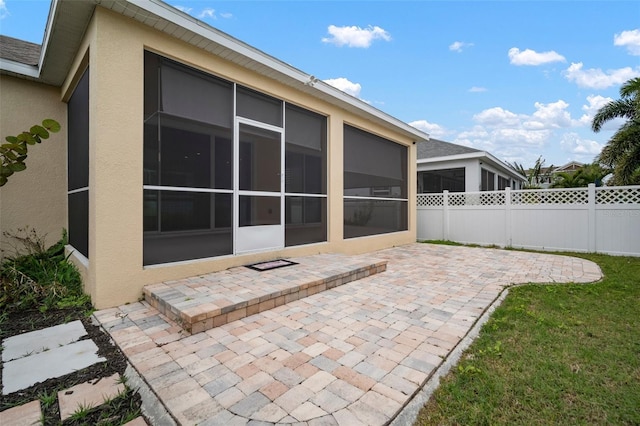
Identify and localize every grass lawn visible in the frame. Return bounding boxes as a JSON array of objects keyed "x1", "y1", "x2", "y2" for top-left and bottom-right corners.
[{"x1": 415, "y1": 252, "x2": 640, "y2": 425}]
